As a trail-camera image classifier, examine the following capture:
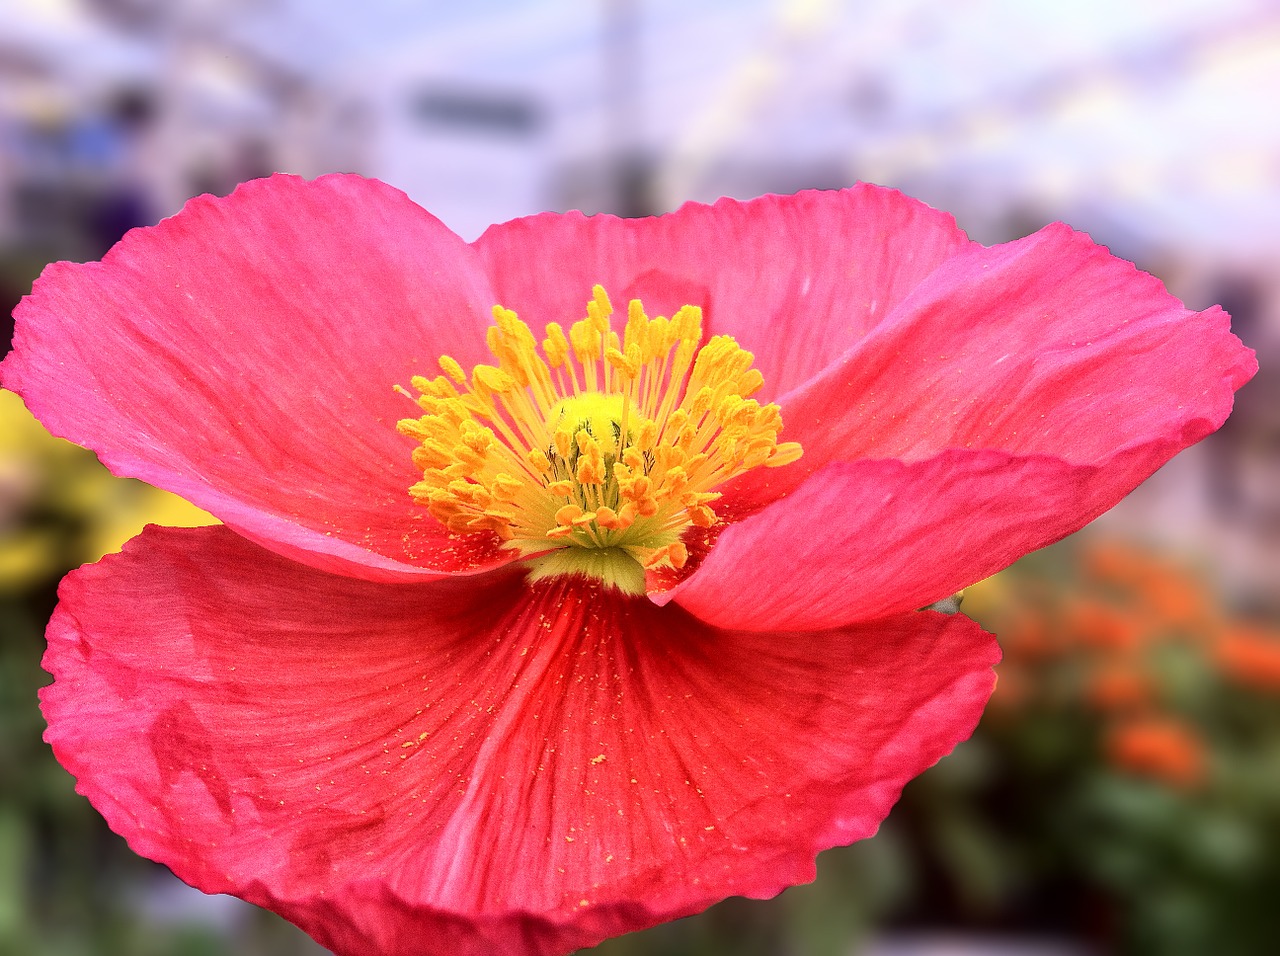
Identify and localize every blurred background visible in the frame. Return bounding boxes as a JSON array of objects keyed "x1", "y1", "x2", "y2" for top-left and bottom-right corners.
[{"x1": 1, "y1": 0, "x2": 1278, "y2": 954}]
